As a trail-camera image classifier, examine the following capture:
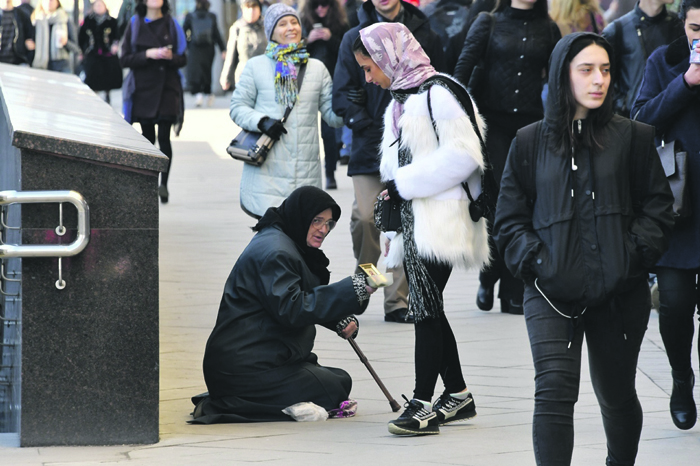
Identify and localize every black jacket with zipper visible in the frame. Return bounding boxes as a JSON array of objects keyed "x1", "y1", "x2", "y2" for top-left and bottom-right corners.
[{"x1": 493, "y1": 32, "x2": 674, "y2": 307}]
